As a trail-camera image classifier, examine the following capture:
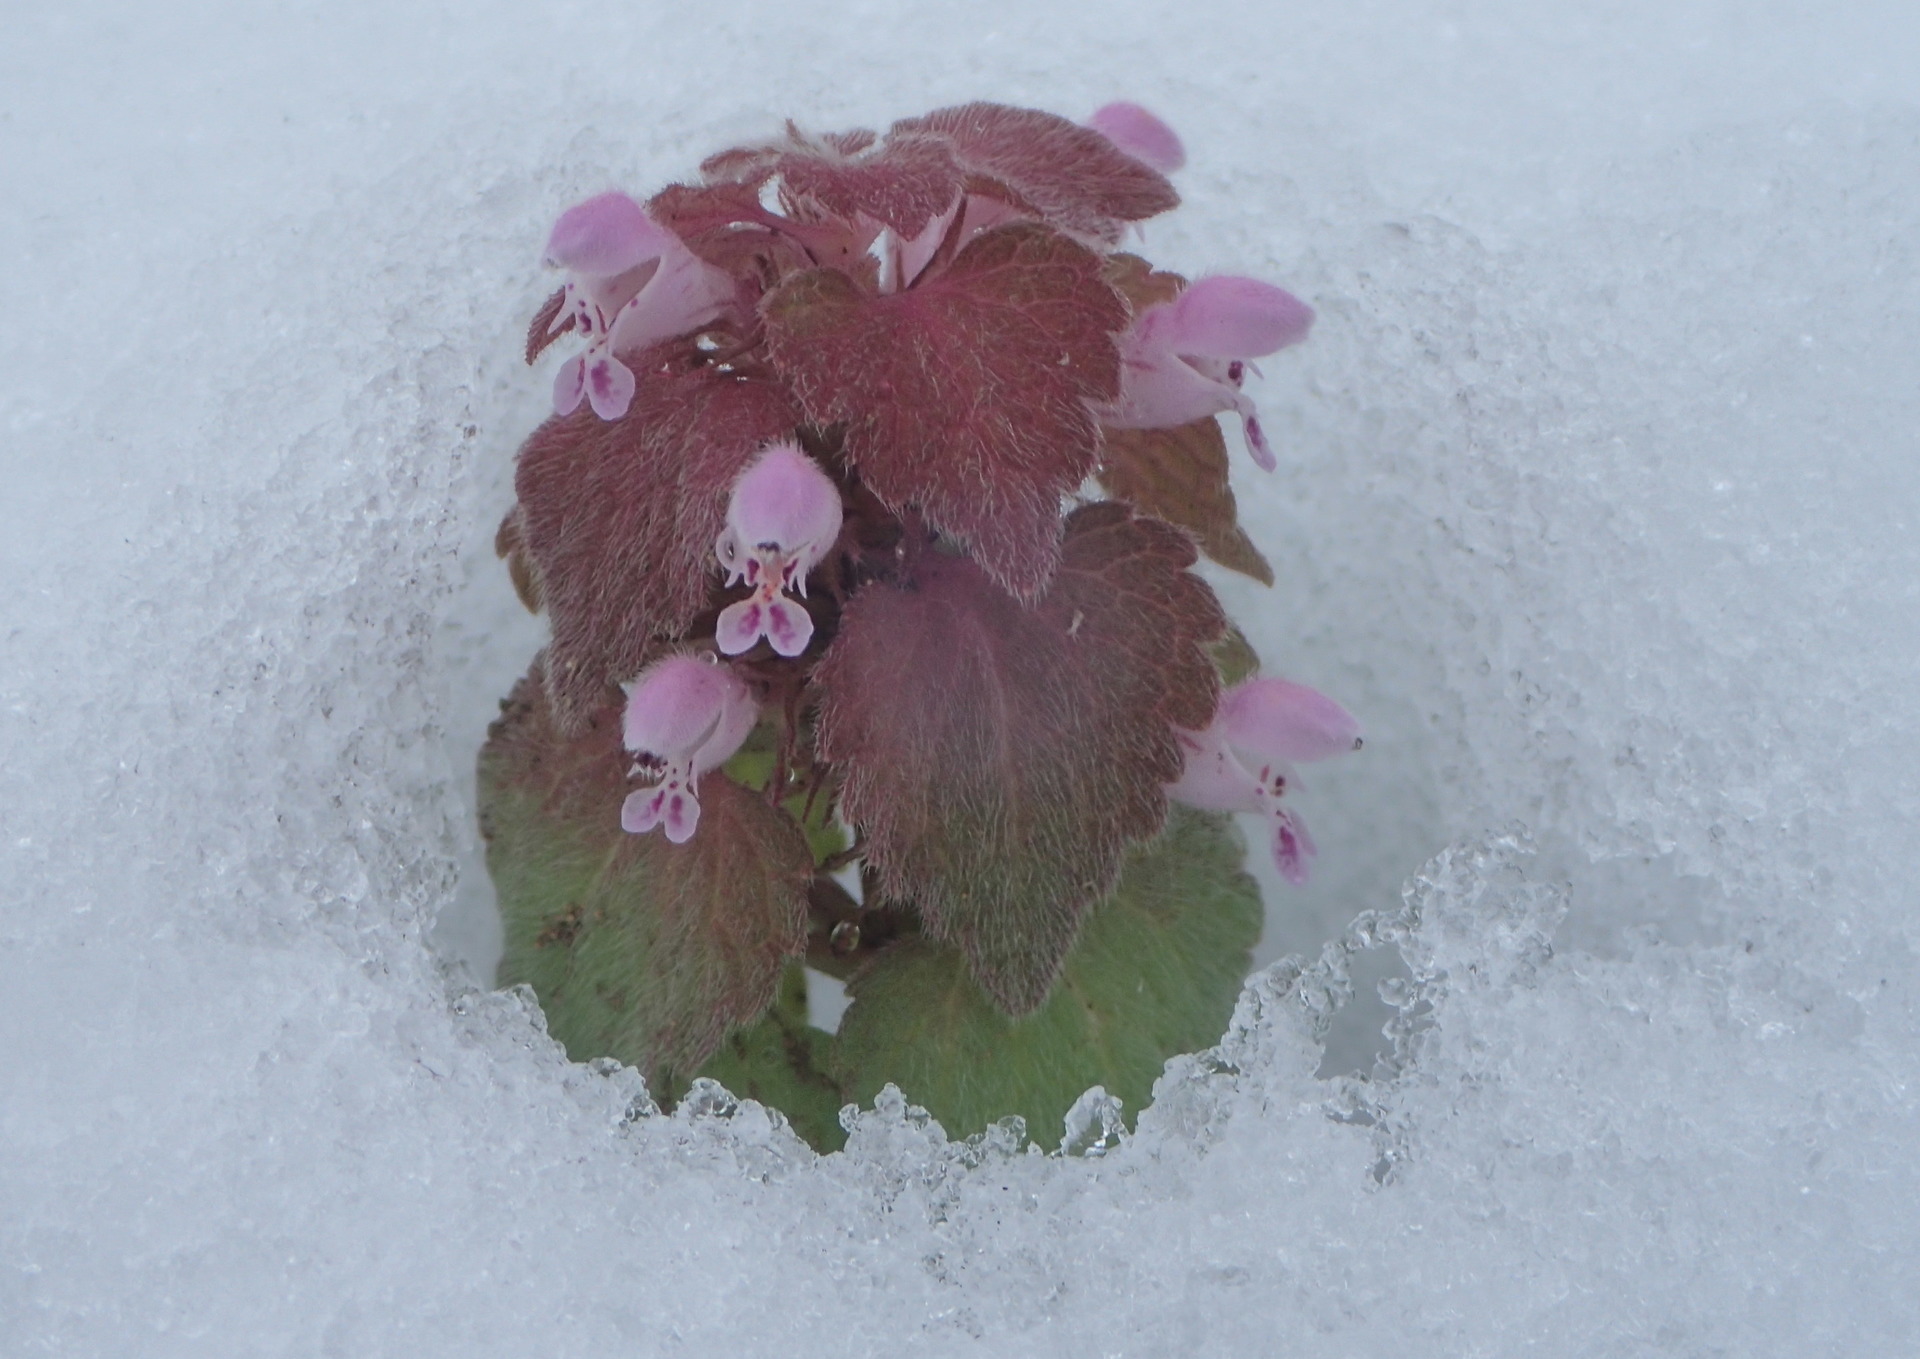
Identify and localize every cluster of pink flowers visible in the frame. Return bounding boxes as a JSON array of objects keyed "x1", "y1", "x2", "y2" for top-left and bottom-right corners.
[
  {"x1": 540, "y1": 104, "x2": 1311, "y2": 469},
  {"x1": 551, "y1": 103, "x2": 1358, "y2": 887}
]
